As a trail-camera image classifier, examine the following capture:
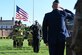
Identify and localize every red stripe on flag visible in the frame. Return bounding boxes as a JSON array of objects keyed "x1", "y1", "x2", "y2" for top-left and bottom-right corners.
[{"x1": 16, "y1": 6, "x2": 28, "y2": 21}]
